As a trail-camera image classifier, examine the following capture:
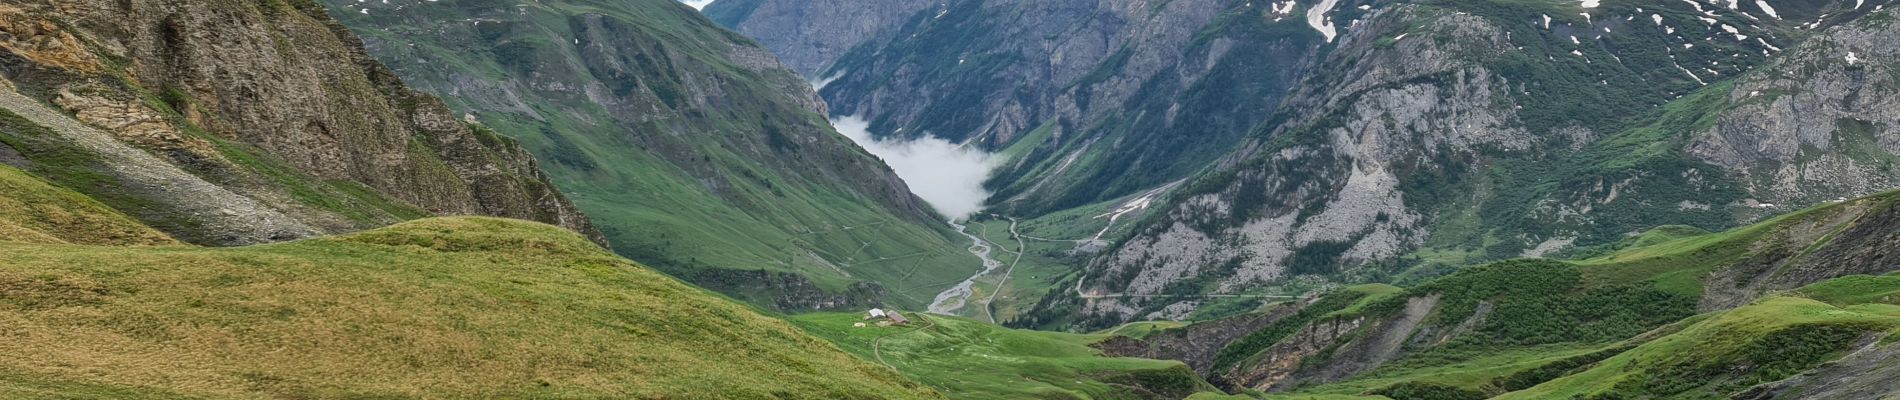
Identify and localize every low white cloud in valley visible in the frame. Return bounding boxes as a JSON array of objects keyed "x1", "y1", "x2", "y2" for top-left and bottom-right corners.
[{"x1": 831, "y1": 116, "x2": 997, "y2": 220}]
